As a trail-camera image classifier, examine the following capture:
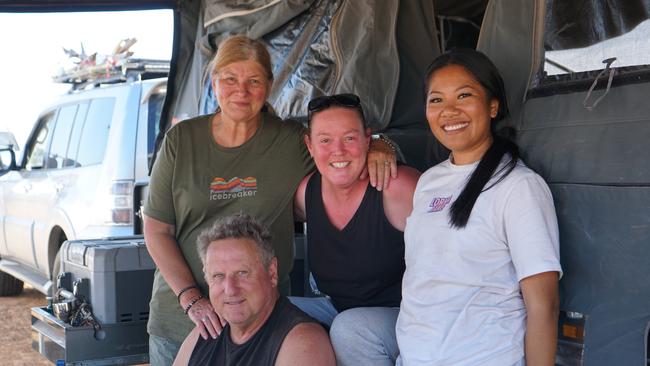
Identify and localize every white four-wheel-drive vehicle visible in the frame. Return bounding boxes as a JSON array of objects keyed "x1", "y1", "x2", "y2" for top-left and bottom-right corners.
[{"x1": 0, "y1": 59, "x2": 167, "y2": 297}]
